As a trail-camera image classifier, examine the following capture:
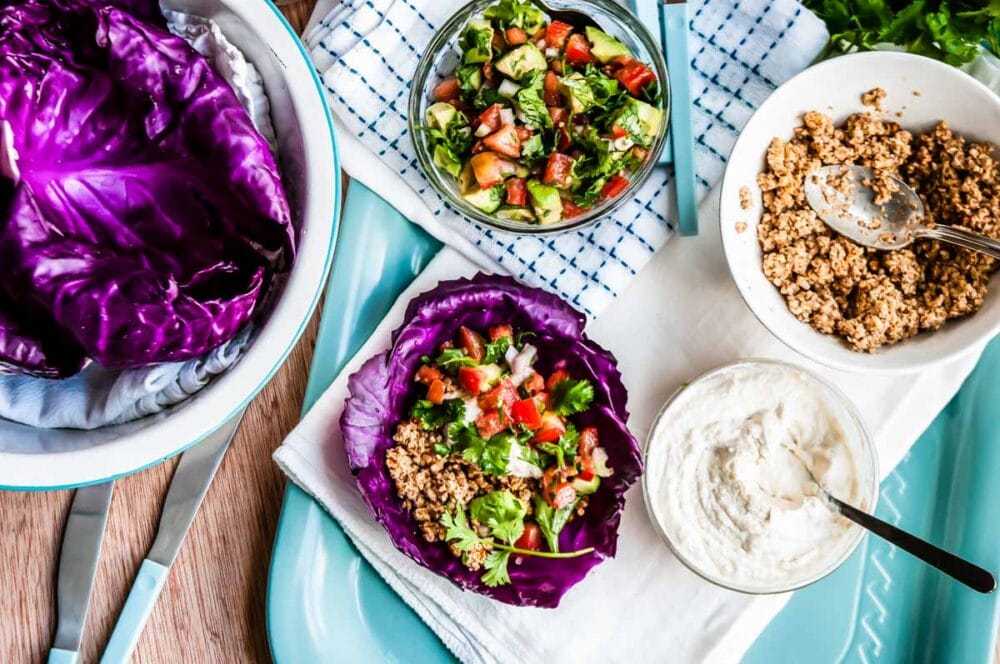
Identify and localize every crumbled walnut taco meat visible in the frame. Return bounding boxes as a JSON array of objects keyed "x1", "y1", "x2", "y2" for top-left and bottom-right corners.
[{"x1": 756, "y1": 90, "x2": 999, "y2": 352}]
